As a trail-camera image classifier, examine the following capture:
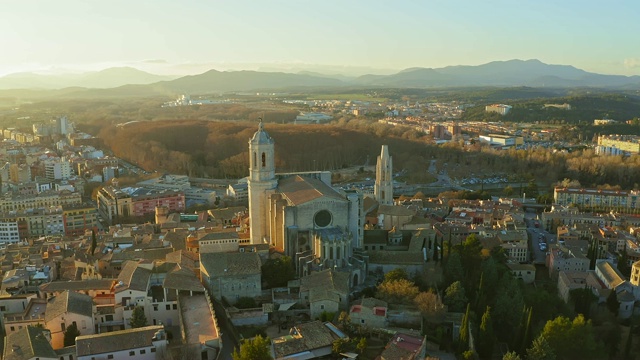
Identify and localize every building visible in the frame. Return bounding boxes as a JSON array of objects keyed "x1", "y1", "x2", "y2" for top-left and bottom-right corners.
[
  {"x1": 478, "y1": 134, "x2": 524, "y2": 147},
  {"x1": 547, "y1": 244, "x2": 590, "y2": 279},
  {"x1": 44, "y1": 290, "x2": 95, "y2": 349},
  {"x1": 2, "y1": 326, "x2": 58, "y2": 360},
  {"x1": 0, "y1": 220, "x2": 20, "y2": 244},
  {"x1": 594, "y1": 119, "x2": 617, "y2": 126},
  {"x1": 554, "y1": 187, "x2": 640, "y2": 211},
  {"x1": 199, "y1": 252, "x2": 262, "y2": 304},
  {"x1": 271, "y1": 321, "x2": 348, "y2": 360},
  {"x1": 485, "y1": 104, "x2": 512, "y2": 115},
  {"x1": 349, "y1": 297, "x2": 388, "y2": 329},
  {"x1": 0, "y1": 190, "x2": 82, "y2": 213},
  {"x1": 227, "y1": 182, "x2": 248, "y2": 202},
  {"x1": 75, "y1": 325, "x2": 168, "y2": 360},
  {"x1": 44, "y1": 159, "x2": 72, "y2": 181},
  {"x1": 378, "y1": 332, "x2": 427, "y2": 360},
  {"x1": 97, "y1": 186, "x2": 185, "y2": 224},
  {"x1": 496, "y1": 230, "x2": 529, "y2": 263},
  {"x1": 298, "y1": 269, "x2": 350, "y2": 320},
  {"x1": 557, "y1": 271, "x2": 608, "y2": 303},
  {"x1": 62, "y1": 203, "x2": 98, "y2": 236},
  {"x1": 596, "y1": 135, "x2": 640, "y2": 155},
  {"x1": 374, "y1": 145, "x2": 393, "y2": 206},
  {"x1": 9, "y1": 164, "x2": 31, "y2": 183},
  {"x1": 246, "y1": 122, "x2": 365, "y2": 281}
]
